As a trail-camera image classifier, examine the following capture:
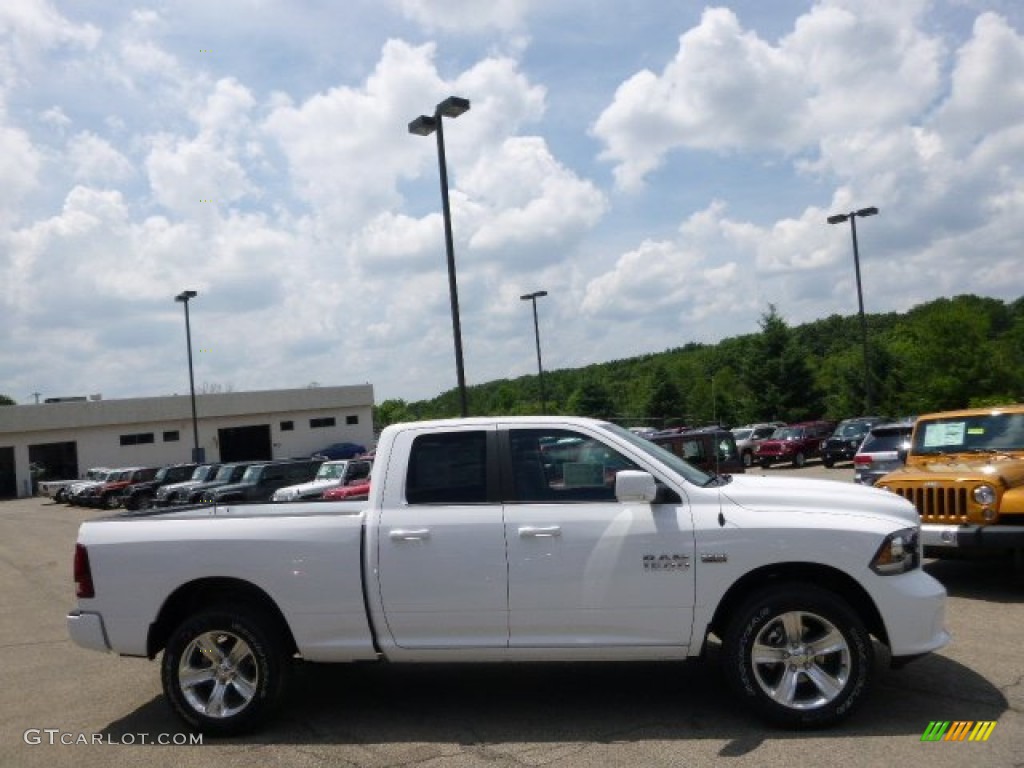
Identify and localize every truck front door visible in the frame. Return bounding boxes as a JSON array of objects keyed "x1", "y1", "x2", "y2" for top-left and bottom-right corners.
[{"x1": 502, "y1": 427, "x2": 696, "y2": 649}]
